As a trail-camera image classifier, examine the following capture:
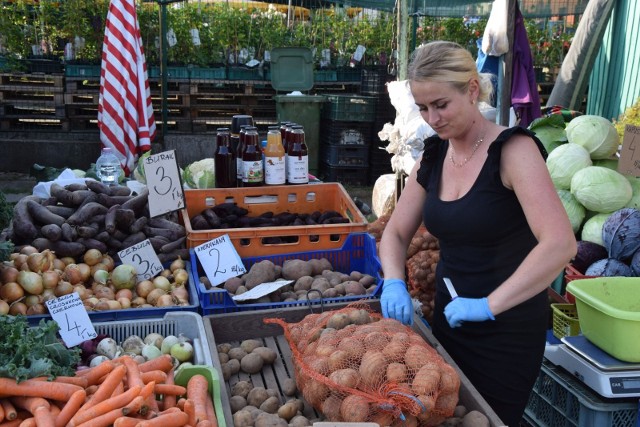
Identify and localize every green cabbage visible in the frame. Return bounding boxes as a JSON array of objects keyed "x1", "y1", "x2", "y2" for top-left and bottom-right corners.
[
  {"x1": 565, "y1": 115, "x2": 620, "y2": 159},
  {"x1": 570, "y1": 166, "x2": 633, "y2": 213},
  {"x1": 528, "y1": 114, "x2": 567, "y2": 154},
  {"x1": 546, "y1": 143, "x2": 592, "y2": 189},
  {"x1": 625, "y1": 176, "x2": 640, "y2": 209},
  {"x1": 182, "y1": 158, "x2": 216, "y2": 189},
  {"x1": 557, "y1": 189, "x2": 586, "y2": 234},
  {"x1": 593, "y1": 158, "x2": 619, "y2": 170},
  {"x1": 581, "y1": 212, "x2": 613, "y2": 246}
]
